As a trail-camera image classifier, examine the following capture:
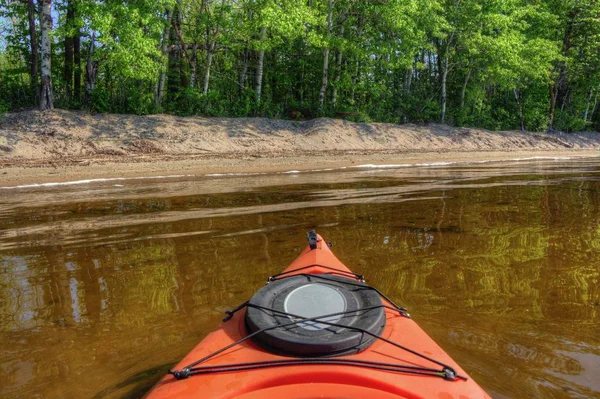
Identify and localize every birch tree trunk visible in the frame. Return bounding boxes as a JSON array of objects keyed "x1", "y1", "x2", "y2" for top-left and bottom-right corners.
[
  {"x1": 331, "y1": 25, "x2": 344, "y2": 108},
  {"x1": 239, "y1": 45, "x2": 248, "y2": 95},
  {"x1": 402, "y1": 65, "x2": 413, "y2": 123},
  {"x1": 318, "y1": 49, "x2": 330, "y2": 111},
  {"x1": 27, "y1": 0, "x2": 39, "y2": 103},
  {"x1": 155, "y1": 7, "x2": 174, "y2": 107},
  {"x1": 331, "y1": 50, "x2": 342, "y2": 108},
  {"x1": 255, "y1": 26, "x2": 267, "y2": 103},
  {"x1": 318, "y1": 0, "x2": 334, "y2": 111},
  {"x1": 583, "y1": 88, "x2": 592, "y2": 121},
  {"x1": 39, "y1": 0, "x2": 53, "y2": 110},
  {"x1": 203, "y1": 46, "x2": 213, "y2": 95},
  {"x1": 350, "y1": 59, "x2": 359, "y2": 103},
  {"x1": 404, "y1": 66, "x2": 413, "y2": 95},
  {"x1": 189, "y1": 45, "x2": 198, "y2": 88},
  {"x1": 460, "y1": 67, "x2": 472, "y2": 110},
  {"x1": 85, "y1": 34, "x2": 98, "y2": 106},
  {"x1": 548, "y1": 83, "x2": 558, "y2": 128},
  {"x1": 560, "y1": 90, "x2": 569, "y2": 112},
  {"x1": 514, "y1": 88, "x2": 525, "y2": 131},
  {"x1": 440, "y1": 51, "x2": 449, "y2": 123}
]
